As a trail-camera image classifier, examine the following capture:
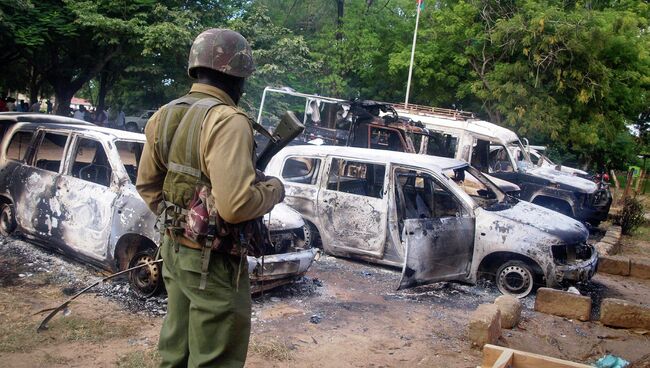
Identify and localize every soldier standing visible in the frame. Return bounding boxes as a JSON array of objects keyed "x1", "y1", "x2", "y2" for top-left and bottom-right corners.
[{"x1": 136, "y1": 29, "x2": 285, "y2": 367}]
